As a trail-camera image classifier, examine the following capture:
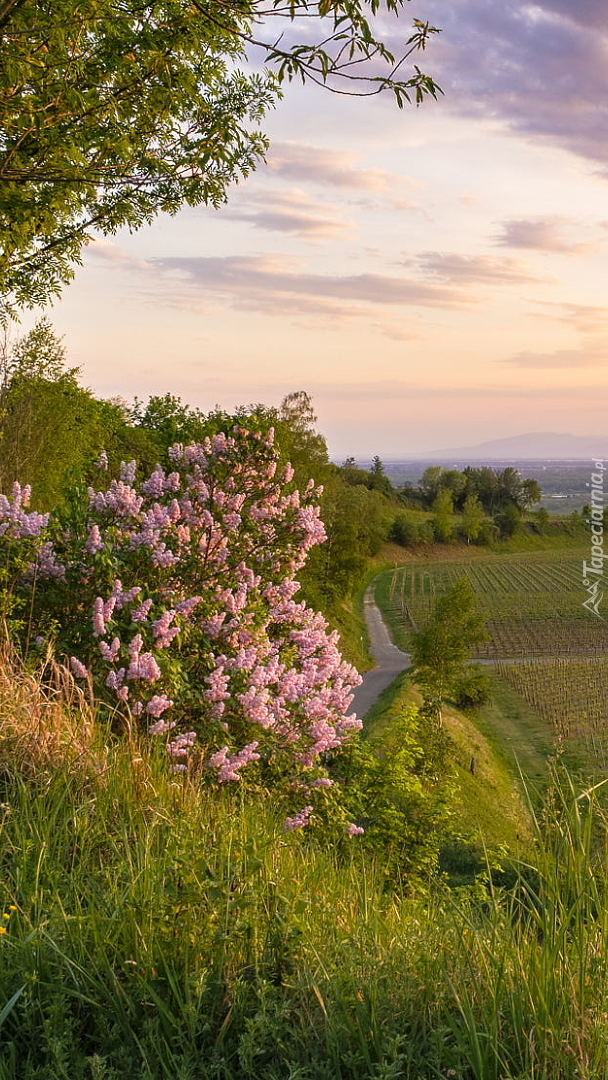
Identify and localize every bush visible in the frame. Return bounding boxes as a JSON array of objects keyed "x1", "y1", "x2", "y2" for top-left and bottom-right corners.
[
  {"x1": 0, "y1": 426, "x2": 362, "y2": 822},
  {"x1": 454, "y1": 668, "x2": 492, "y2": 709}
]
